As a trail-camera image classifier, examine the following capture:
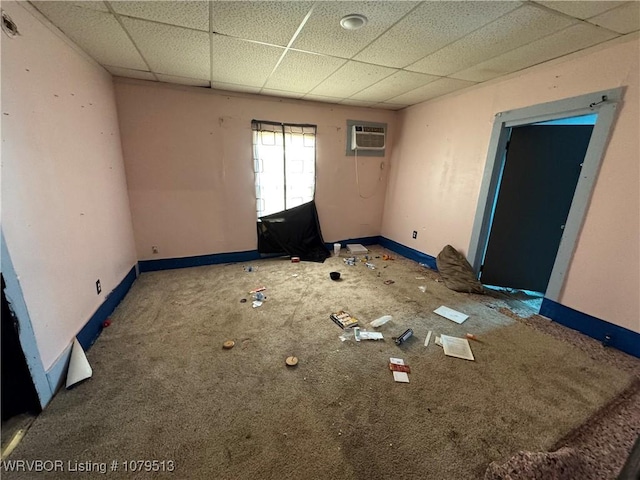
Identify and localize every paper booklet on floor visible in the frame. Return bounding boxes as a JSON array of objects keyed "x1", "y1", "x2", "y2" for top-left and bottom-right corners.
[
  {"x1": 330, "y1": 310, "x2": 359, "y2": 329},
  {"x1": 440, "y1": 335, "x2": 475, "y2": 361},
  {"x1": 433, "y1": 306, "x2": 469, "y2": 324}
]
